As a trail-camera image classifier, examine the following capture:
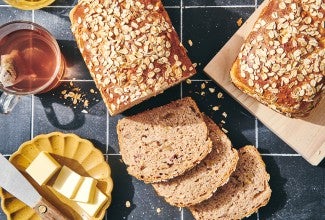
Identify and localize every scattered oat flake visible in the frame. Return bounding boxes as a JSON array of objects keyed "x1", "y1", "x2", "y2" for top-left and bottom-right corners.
[
  {"x1": 217, "y1": 92, "x2": 223, "y2": 99},
  {"x1": 222, "y1": 127, "x2": 229, "y2": 133},
  {"x1": 237, "y1": 18, "x2": 243, "y2": 27},
  {"x1": 186, "y1": 79, "x2": 192, "y2": 84},
  {"x1": 201, "y1": 91, "x2": 205, "y2": 96},
  {"x1": 84, "y1": 100, "x2": 89, "y2": 107},
  {"x1": 221, "y1": 120, "x2": 226, "y2": 124},
  {"x1": 212, "y1": 106, "x2": 219, "y2": 111},
  {"x1": 188, "y1": 39, "x2": 193, "y2": 46},
  {"x1": 201, "y1": 83, "x2": 206, "y2": 89},
  {"x1": 125, "y1": 201, "x2": 131, "y2": 208},
  {"x1": 156, "y1": 208, "x2": 161, "y2": 213},
  {"x1": 90, "y1": 89, "x2": 95, "y2": 93},
  {"x1": 81, "y1": 109, "x2": 88, "y2": 114},
  {"x1": 222, "y1": 112, "x2": 228, "y2": 118},
  {"x1": 61, "y1": 90, "x2": 67, "y2": 95},
  {"x1": 209, "y1": 88, "x2": 215, "y2": 93}
]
